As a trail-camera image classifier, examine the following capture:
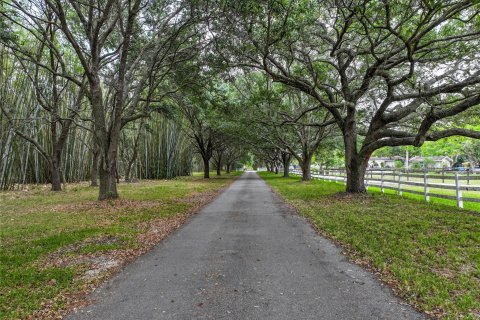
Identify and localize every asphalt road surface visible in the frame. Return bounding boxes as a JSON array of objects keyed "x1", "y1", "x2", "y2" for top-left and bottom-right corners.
[{"x1": 68, "y1": 171, "x2": 425, "y2": 320}]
